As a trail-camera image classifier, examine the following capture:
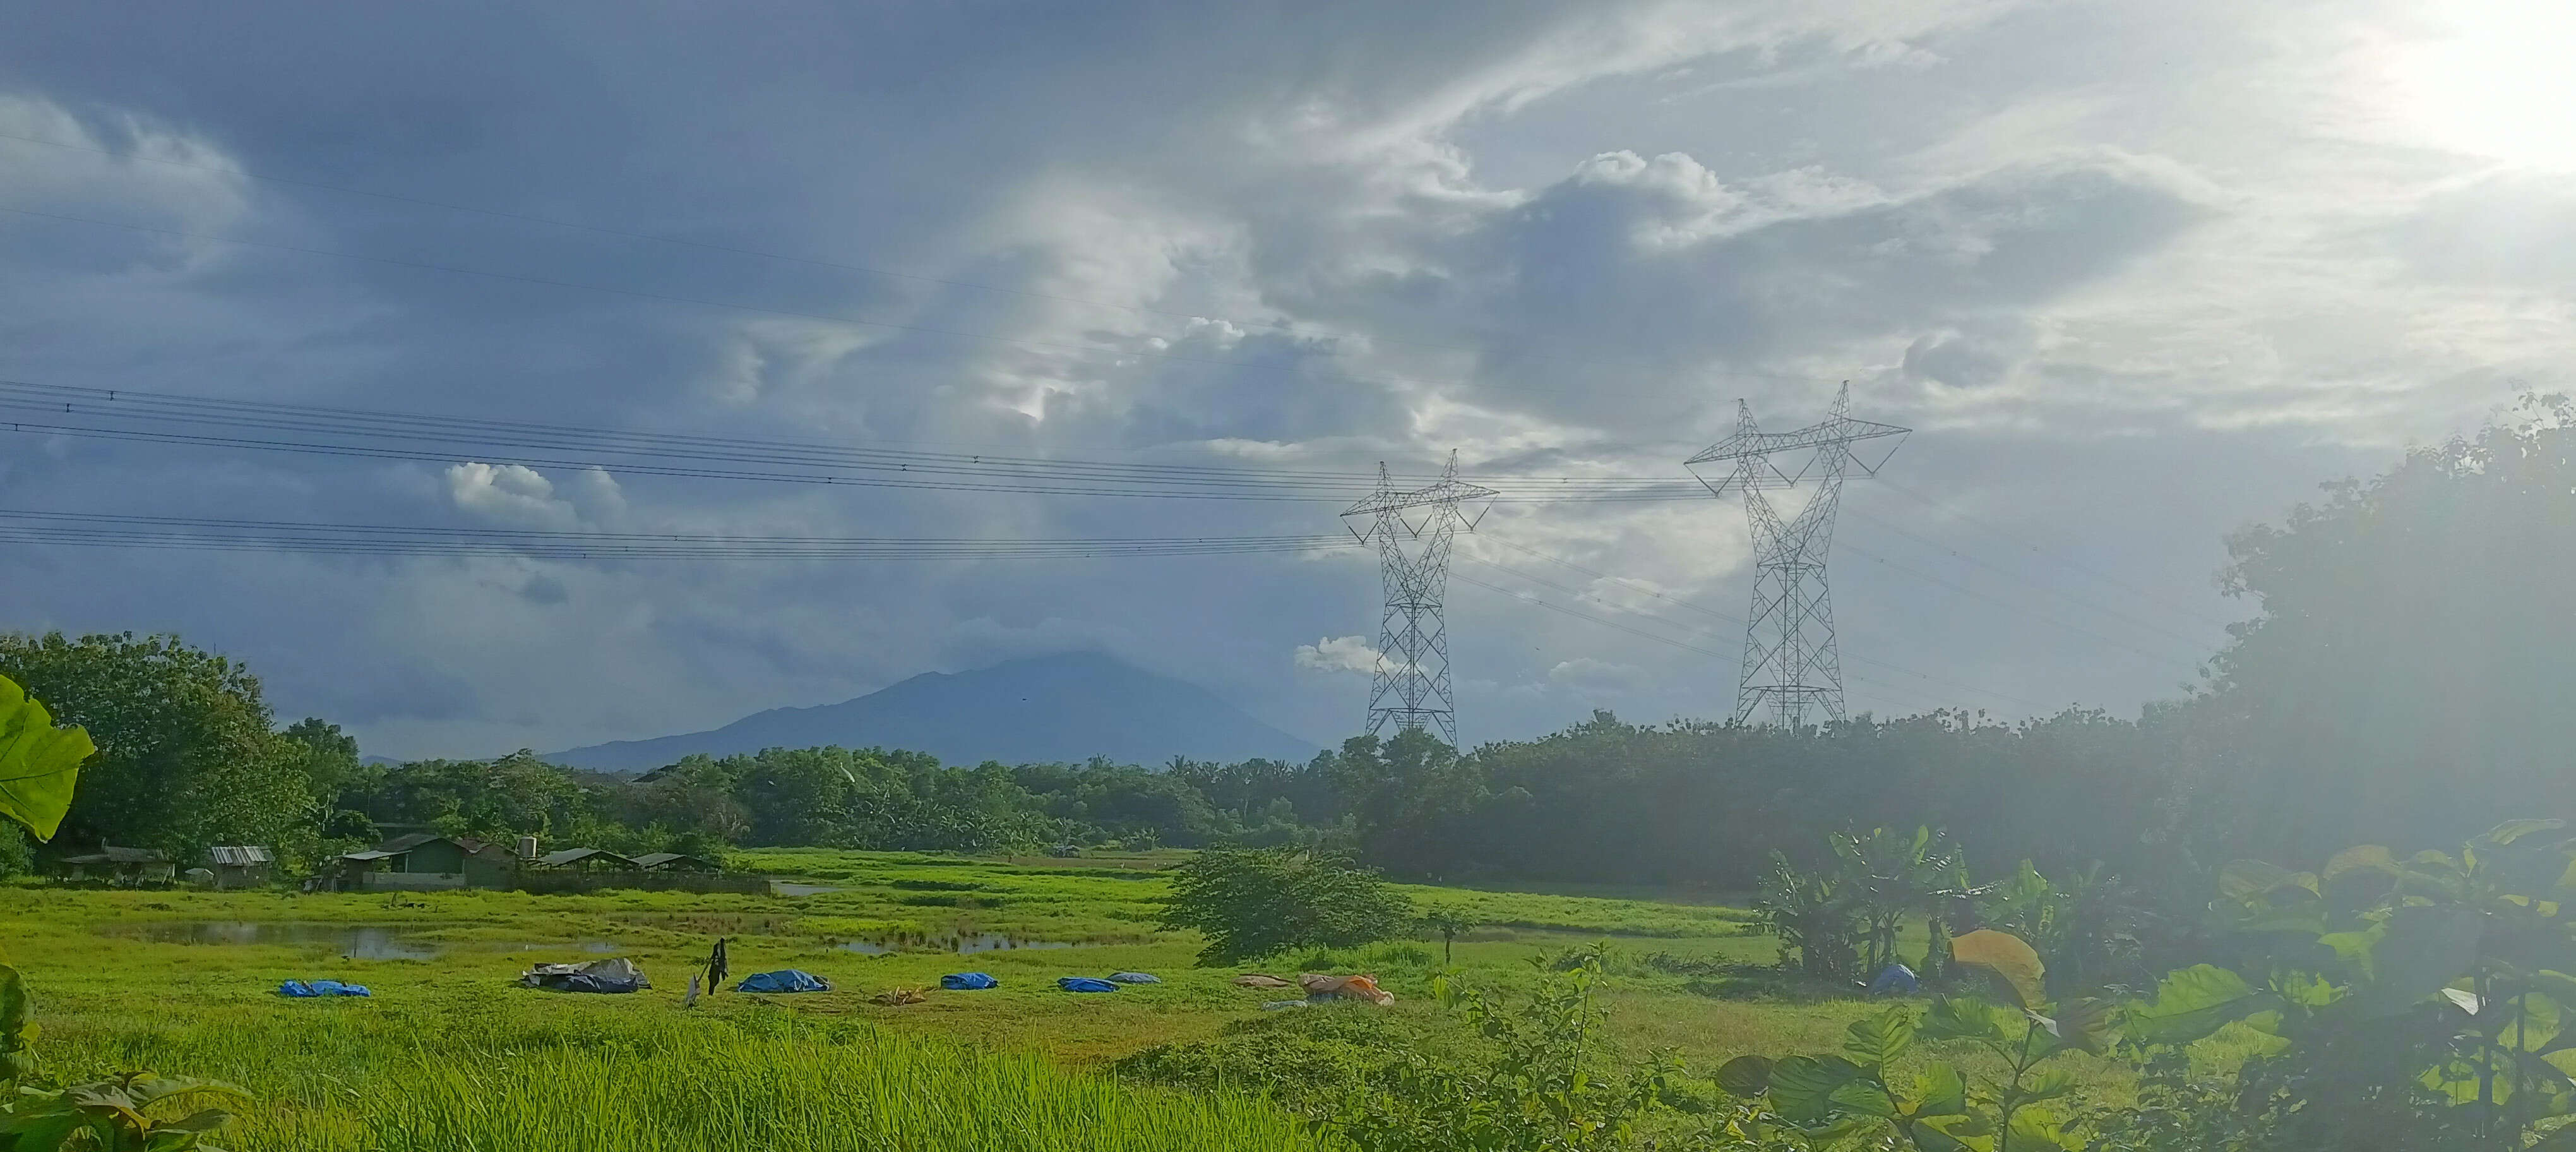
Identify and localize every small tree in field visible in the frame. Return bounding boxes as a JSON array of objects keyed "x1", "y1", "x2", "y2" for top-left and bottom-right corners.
[{"x1": 1159, "y1": 846, "x2": 1414, "y2": 964}]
